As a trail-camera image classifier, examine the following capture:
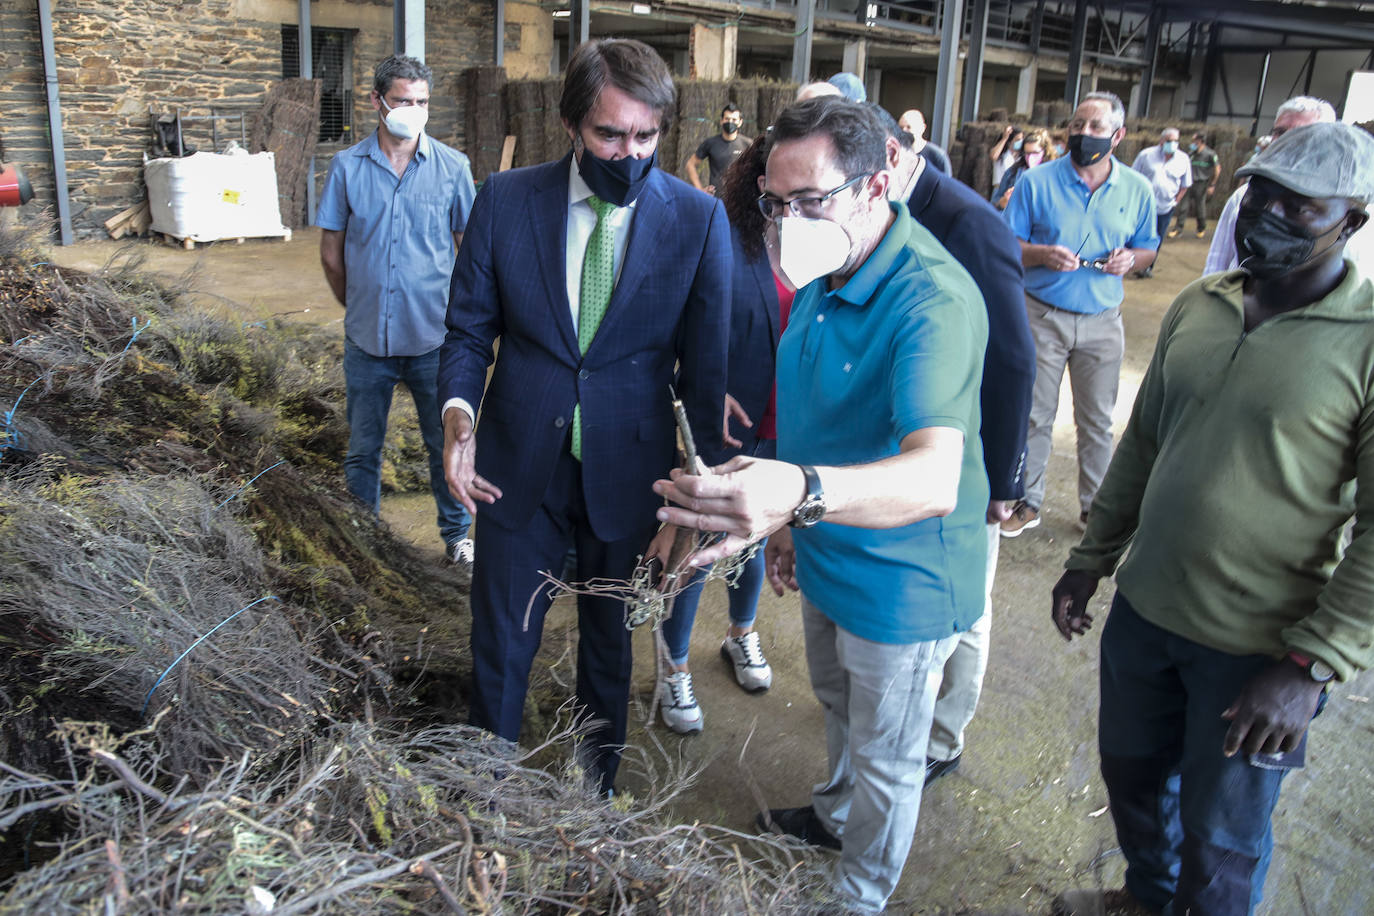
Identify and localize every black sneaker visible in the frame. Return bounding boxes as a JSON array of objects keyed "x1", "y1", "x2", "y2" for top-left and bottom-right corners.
[
  {"x1": 925, "y1": 755, "x2": 961, "y2": 785},
  {"x1": 756, "y1": 805, "x2": 841, "y2": 850}
]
